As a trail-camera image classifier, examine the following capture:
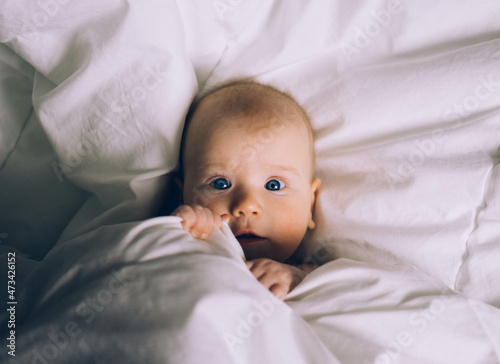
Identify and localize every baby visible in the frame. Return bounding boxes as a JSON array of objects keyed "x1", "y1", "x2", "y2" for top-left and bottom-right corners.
[{"x1": 172, "y1": 80, "x2": 321, "y2": 300}]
